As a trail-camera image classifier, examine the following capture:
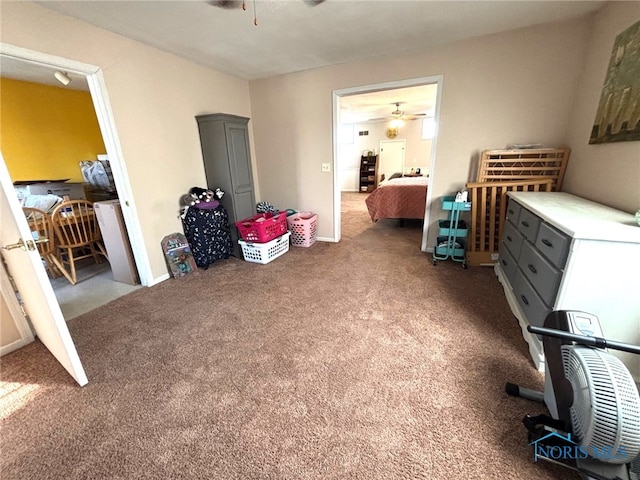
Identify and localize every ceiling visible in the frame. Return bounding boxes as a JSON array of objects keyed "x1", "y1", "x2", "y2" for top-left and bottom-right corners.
[
  {"x1": 339, "y1": 84, "x2": 439, "y2": 124},
  {"x1": 2, "y1": 1, "x2": 605, "y2": 117}
]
